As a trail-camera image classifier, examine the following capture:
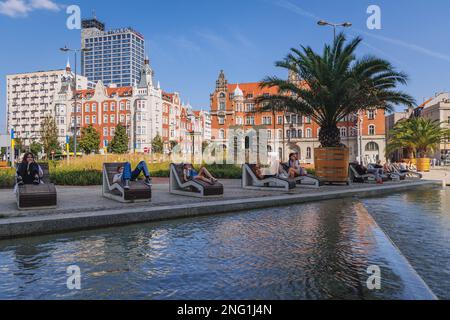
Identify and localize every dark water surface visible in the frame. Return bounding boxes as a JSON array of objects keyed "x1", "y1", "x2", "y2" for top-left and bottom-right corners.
[{"x1": 0, "y1": 190, "x2": 442, "y2": 300}]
